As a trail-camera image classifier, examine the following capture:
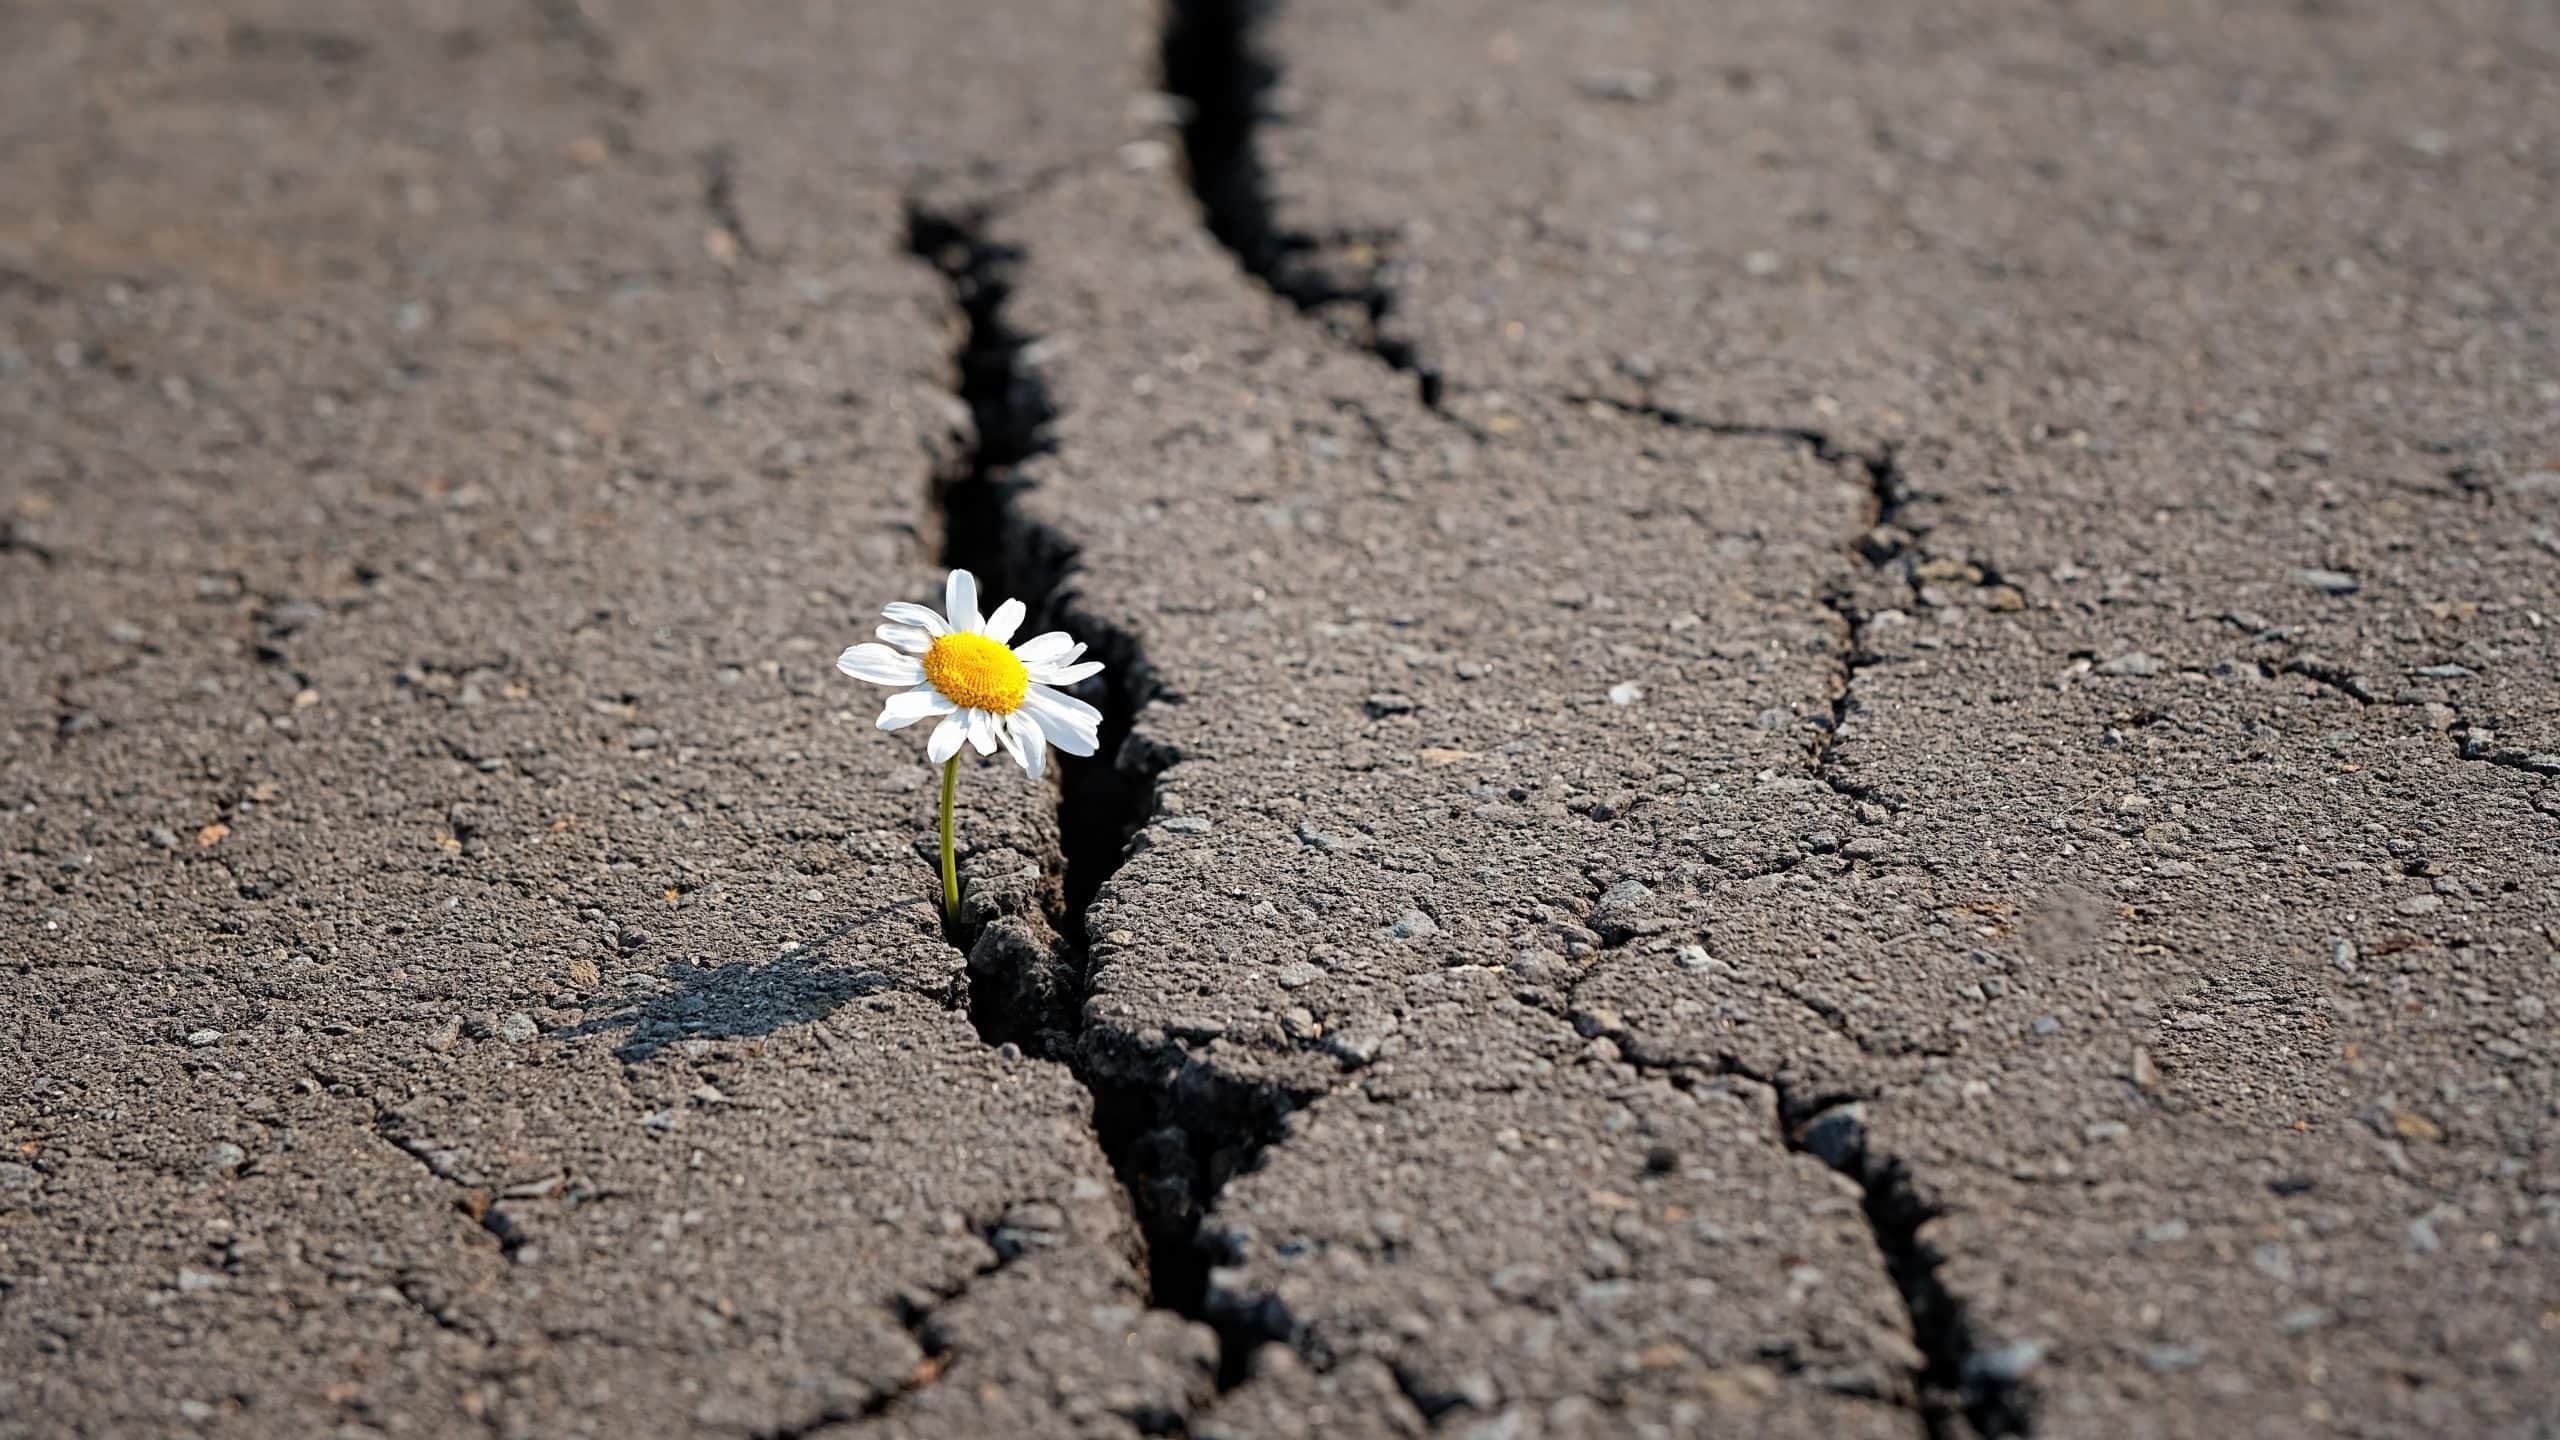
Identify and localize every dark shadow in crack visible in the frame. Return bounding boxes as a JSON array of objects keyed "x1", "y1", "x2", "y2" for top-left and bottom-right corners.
[{"x1": 563, "y1": 898, "x2": 944, "y2": 1063}]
